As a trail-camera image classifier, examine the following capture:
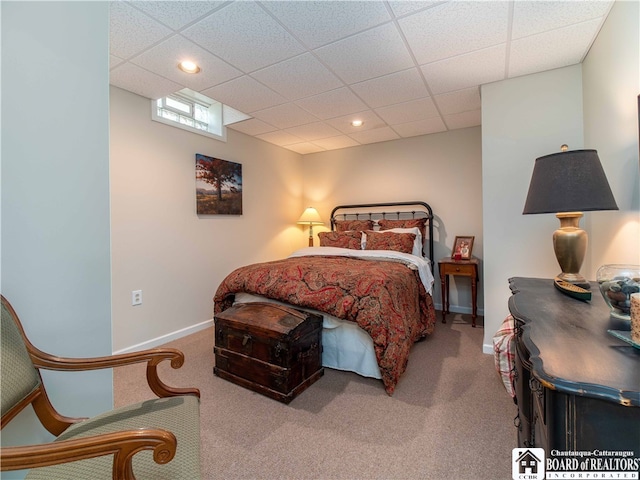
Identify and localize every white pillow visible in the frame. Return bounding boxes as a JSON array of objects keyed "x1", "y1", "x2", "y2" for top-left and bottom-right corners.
[{"x1": 379, "y1": 227, "x2": 423, "y2": 257}]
